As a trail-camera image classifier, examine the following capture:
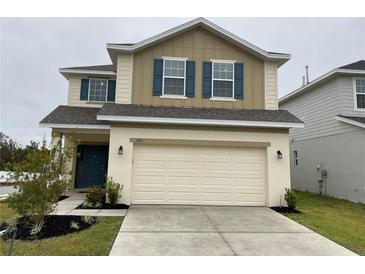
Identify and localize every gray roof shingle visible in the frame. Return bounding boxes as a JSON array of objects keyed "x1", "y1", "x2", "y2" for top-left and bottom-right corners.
[
  {"x1": 339, "y1": 60, "x2": 365, "y2": 70},
  {"x1": 99, "y1": 103, "x2": 303, "y2": 124},
  {"x1": 40, "y1": 105, "x2": 108, "y2": 125},
  {"x1": 61, "y1": 64, "x2": 116, "y2": 72},
  {"x1": 338, "y1": 115, "x2": 365, "y2": 125}
]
